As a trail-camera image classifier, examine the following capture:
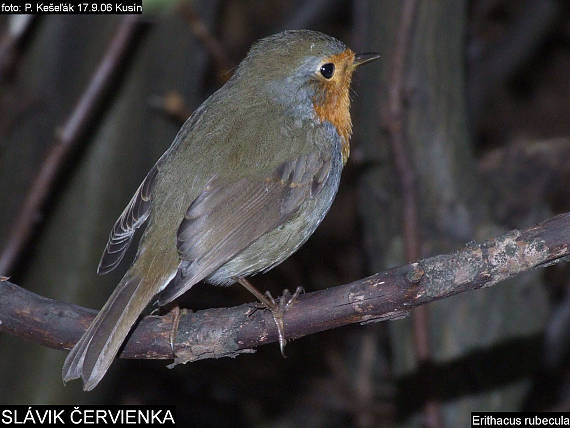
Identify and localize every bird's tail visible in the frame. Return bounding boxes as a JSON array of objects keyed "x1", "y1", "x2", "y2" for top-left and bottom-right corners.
[{"x1": 62, "y1": 272, "x2": 156, "y2": 391}]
